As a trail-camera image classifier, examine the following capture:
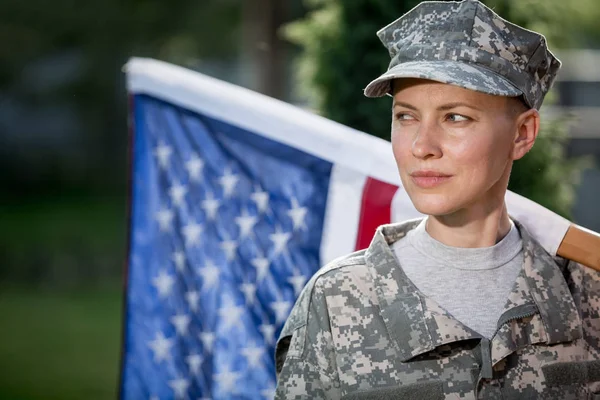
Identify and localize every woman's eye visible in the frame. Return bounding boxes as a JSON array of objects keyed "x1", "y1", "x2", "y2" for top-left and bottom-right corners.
[
  {"x1": 447, "y1": 113, "x2": 469, "y2": 122},
  {"x1": 396, "y1": 113, "x2": 415, "y2": 121}
]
